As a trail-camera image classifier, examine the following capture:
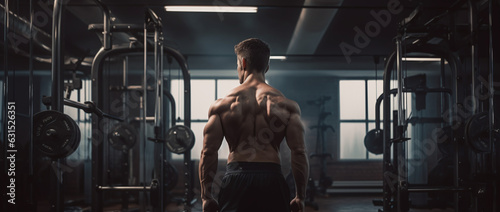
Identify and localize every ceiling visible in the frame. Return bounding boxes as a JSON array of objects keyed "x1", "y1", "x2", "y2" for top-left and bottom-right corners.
[{"x1": 3, "y1": 0, "x2": 481, "y2": 77}]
